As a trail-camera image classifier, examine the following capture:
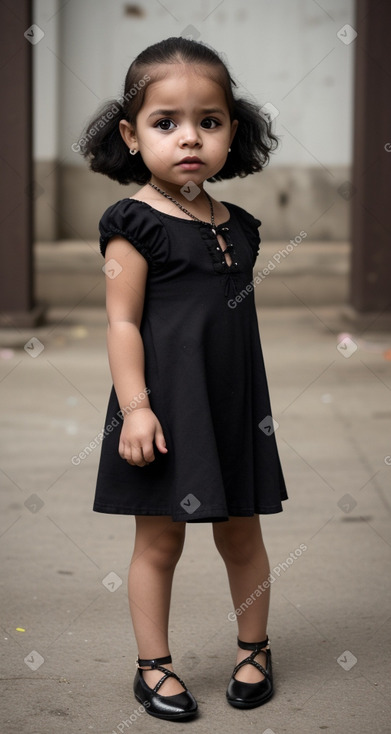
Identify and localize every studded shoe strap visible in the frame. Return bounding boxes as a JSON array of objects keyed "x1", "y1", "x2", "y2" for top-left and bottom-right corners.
[
  {"x1": 137, "y1": 654, "x2": 172, "y2": 668},
  {"x1": 237, "y1": 636, "x2": 269, "y2": 652},
  {"x1": 232, "y1": 637, "x2": 271, "y2": 680},
  {"x1": 153, "y1": 665, "x2": 188, "y2": 694},
  {"x1": 136, "y1": 654, "x2": 188, "y2": 694}
]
